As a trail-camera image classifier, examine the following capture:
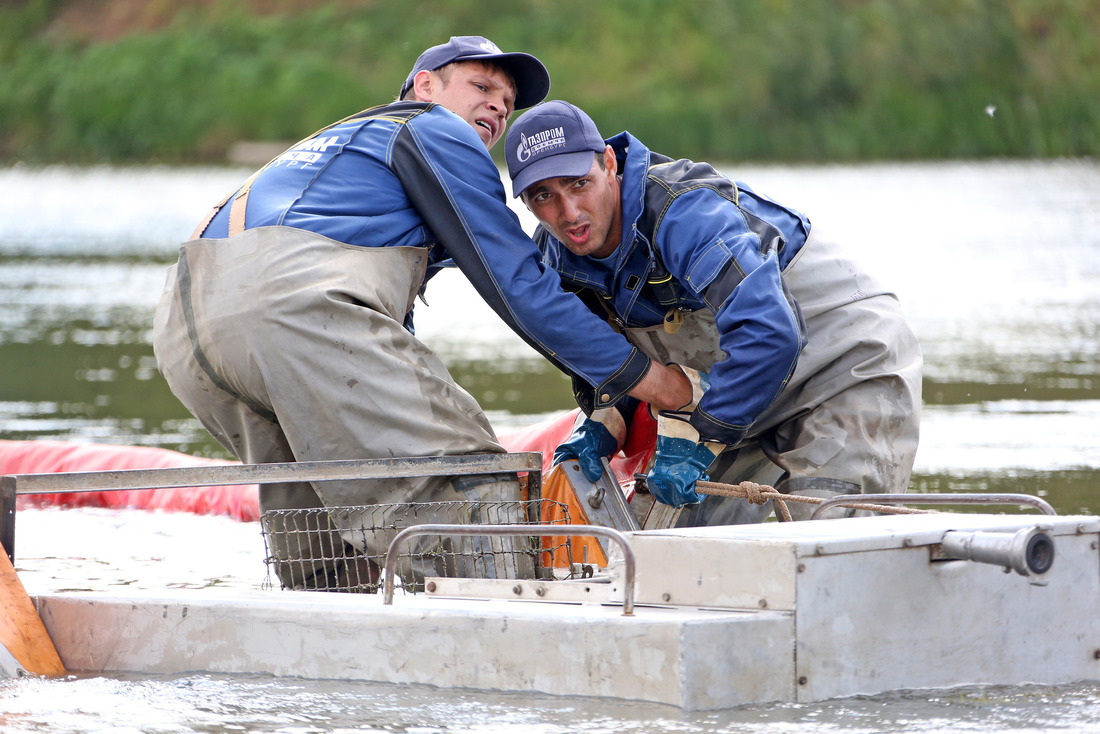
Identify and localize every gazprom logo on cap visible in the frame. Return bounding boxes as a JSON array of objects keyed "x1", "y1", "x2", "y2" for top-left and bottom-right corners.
[
  {"x1": 515, "y1": 126, "x2": 565, "y2": 163},
  {"x1": 479, "y1": 40, "x2": 502, "y2": 53}
]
